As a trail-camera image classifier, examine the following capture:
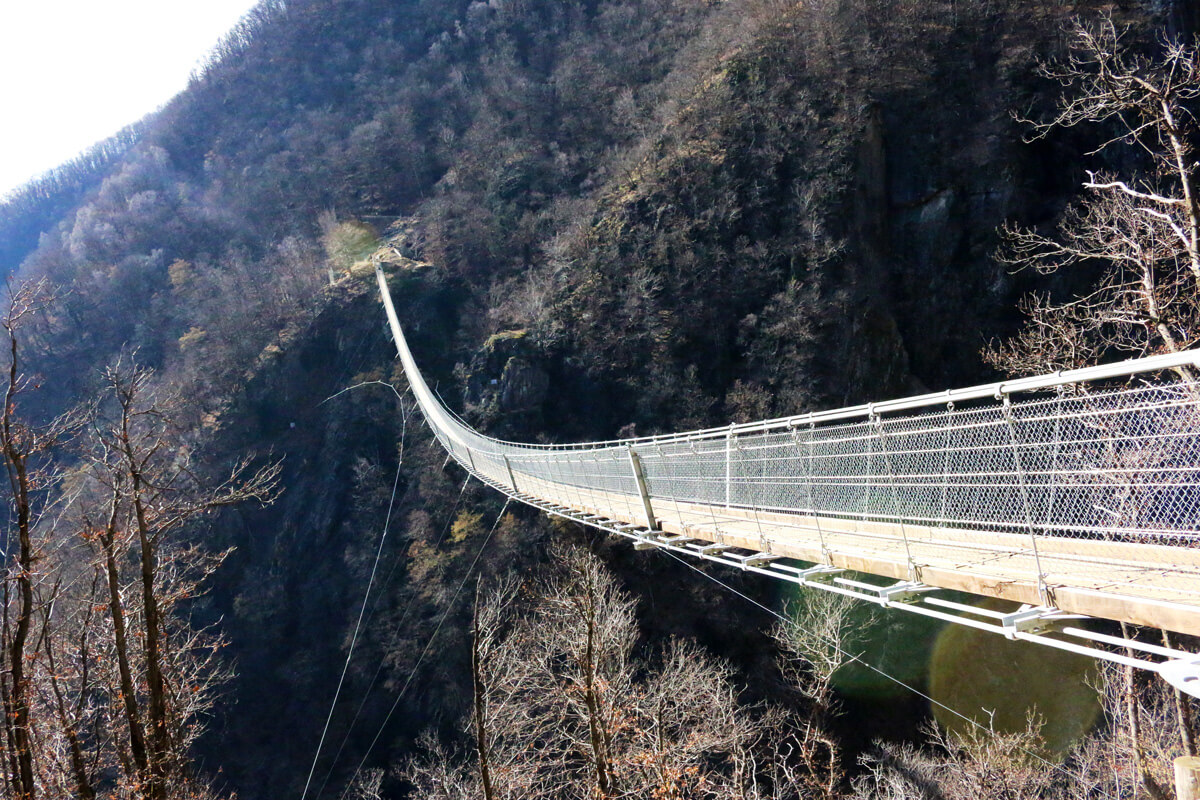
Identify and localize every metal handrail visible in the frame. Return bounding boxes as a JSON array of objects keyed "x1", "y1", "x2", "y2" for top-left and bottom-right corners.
[{"x1": 382, "y1": 261, "x2": 1199, "y2": 454}]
